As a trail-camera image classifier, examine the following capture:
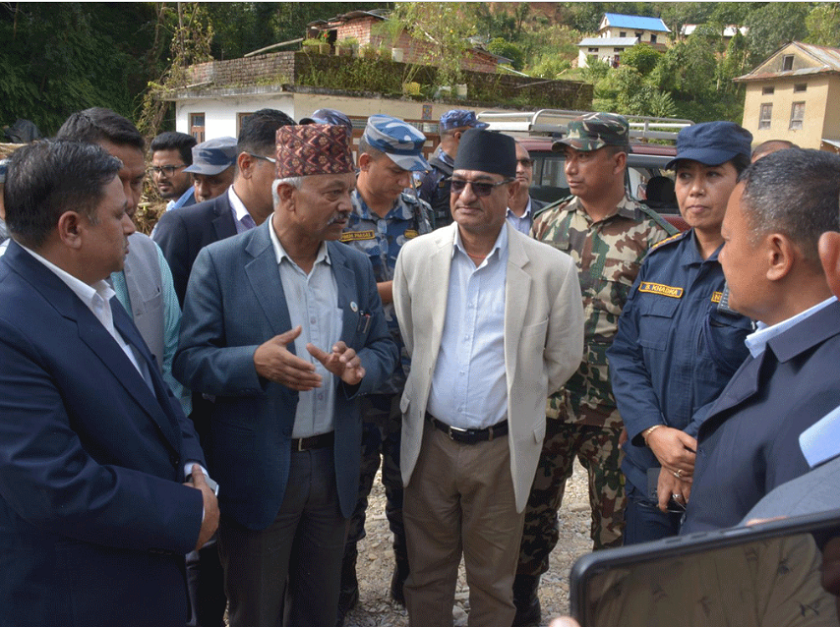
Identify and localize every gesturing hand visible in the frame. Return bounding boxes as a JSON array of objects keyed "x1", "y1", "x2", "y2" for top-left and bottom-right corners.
[
  {"x1": 307, "y1": 341, "x2": 365, "y2": 386},
  {"x1": 253, "y1": 326, "x2": 323, "y2": 391}
]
